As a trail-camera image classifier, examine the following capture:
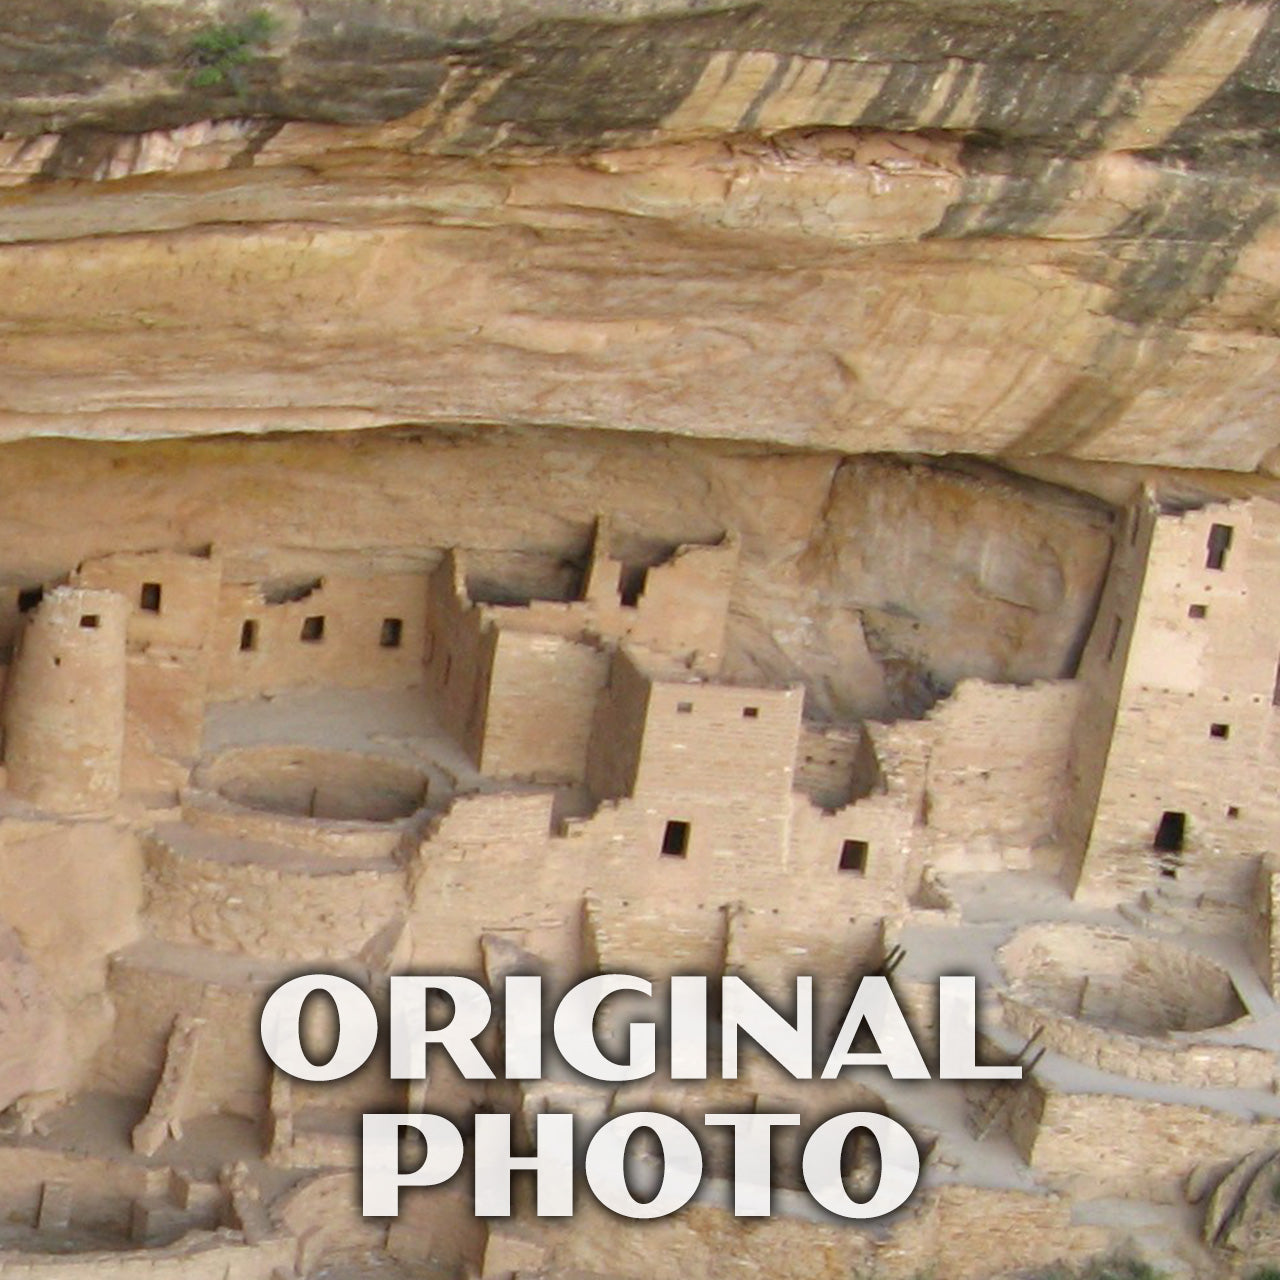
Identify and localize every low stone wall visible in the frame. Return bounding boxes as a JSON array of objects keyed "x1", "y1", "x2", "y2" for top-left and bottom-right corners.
[
  {"x1": 535, "y1": 1184, "x2": 1108, "y2": 1280},
  {"x1": 181, "y1": 788, "x2": 410, "y2": 861},
  {"x1": 143, "y1": 828, "x2": 407, "y2": 963},
  {"x1": 999, "y1": 991, "x2": 1272, "y2": 1089},
  {"x1": 92, "y1": 946, "x2": 273, "y2": 1117},
  {"x1": 1025, "y1": 1087, "x2": 1280, "y2": 1201},
  {"x1": 0, "y1": 1231, "x2": 294, "y2": 1280},
  {"x1": 0, "y1": 1147, "x2": 154, "y2": 1238}
]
